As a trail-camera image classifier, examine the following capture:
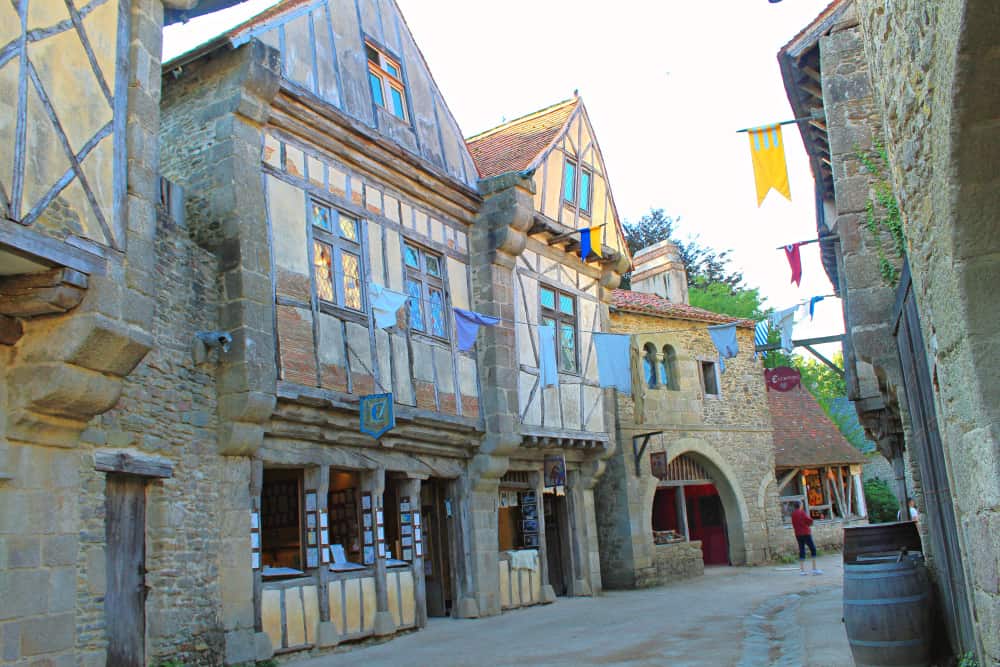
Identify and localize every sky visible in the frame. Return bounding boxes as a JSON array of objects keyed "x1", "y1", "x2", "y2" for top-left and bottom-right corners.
[{"x1": 163, "y1": 0, "x2": 842, "y2": 359}]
